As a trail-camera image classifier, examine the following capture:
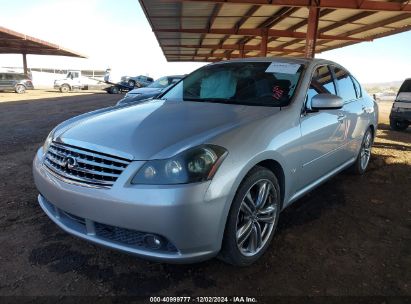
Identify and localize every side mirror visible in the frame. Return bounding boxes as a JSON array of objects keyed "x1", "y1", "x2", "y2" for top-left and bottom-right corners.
[{"x1": 311, "y1": 93, "x2": 343, "y2": 110}]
